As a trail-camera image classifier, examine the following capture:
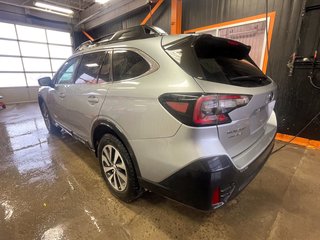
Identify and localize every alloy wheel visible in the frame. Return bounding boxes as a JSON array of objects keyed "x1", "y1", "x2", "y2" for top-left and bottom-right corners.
[{"x1": 101, "y1": 144, "x2": 128, "y2": 192}]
